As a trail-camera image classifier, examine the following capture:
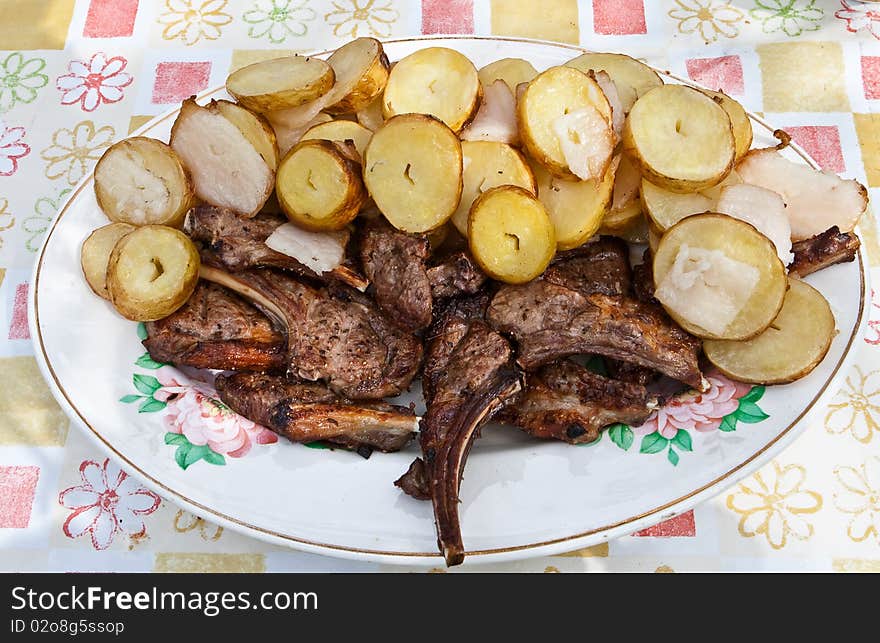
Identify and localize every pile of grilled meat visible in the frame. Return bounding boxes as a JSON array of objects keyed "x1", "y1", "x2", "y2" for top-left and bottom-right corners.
[{"x1": 144, "y1": 205, "x2": 859, "y2": 565}]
